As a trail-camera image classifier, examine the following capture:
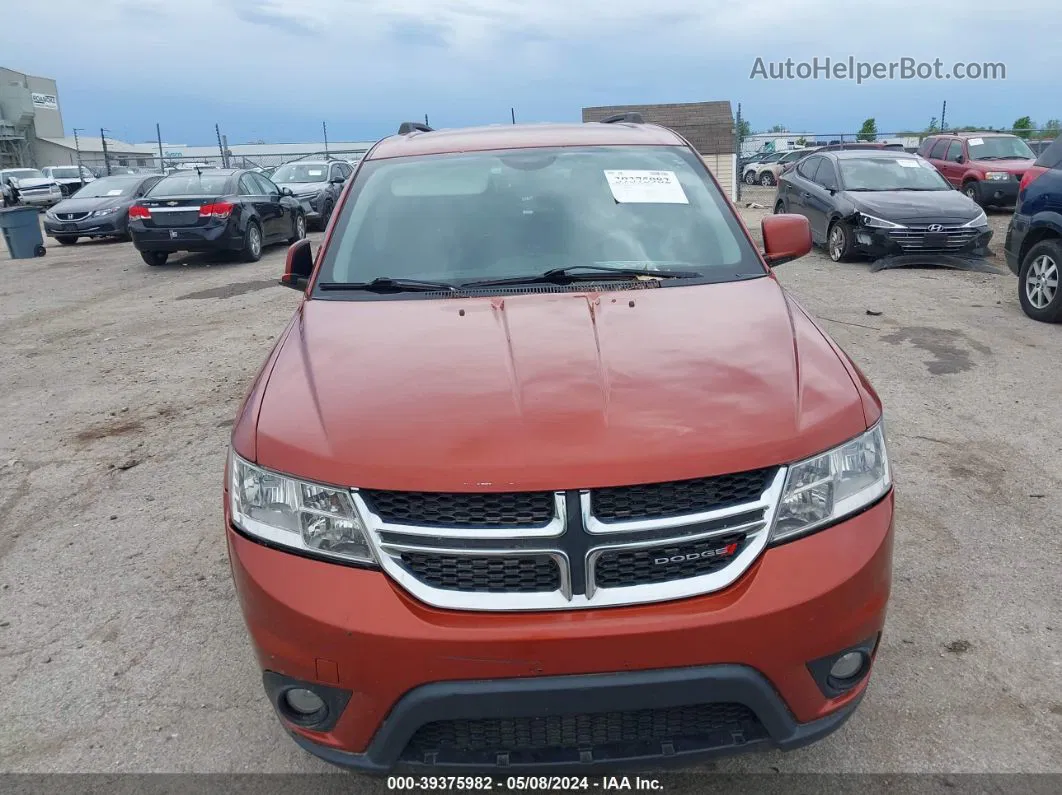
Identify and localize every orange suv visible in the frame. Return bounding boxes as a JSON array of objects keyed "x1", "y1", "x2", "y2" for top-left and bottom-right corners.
[{"x1": 225, "y1": 115, "x2": 895, "y2": 774}]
